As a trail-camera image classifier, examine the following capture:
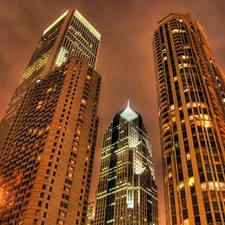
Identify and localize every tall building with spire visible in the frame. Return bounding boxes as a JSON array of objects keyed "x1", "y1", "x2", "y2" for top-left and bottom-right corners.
[
  {"x1": 153, "y1": 13, "x2": 225, "y2": 225},
  {"x1": 94, "y1": 104, "x2": 158, "y2": 225},
  {"x1": 0, "y1": 57, "x2": 101, "y2": 224},
  {"x1": 0, "y1": 9, "x2": 101, "y2": 150}
]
